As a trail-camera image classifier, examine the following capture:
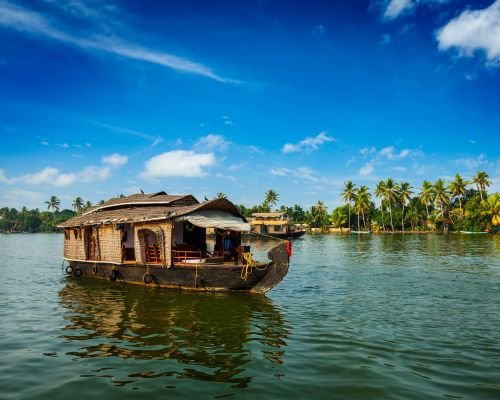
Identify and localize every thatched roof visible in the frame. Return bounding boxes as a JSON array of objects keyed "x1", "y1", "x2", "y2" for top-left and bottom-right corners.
[{"x1": 58, "y1": 193, "x2": 244, "y2": 228}]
